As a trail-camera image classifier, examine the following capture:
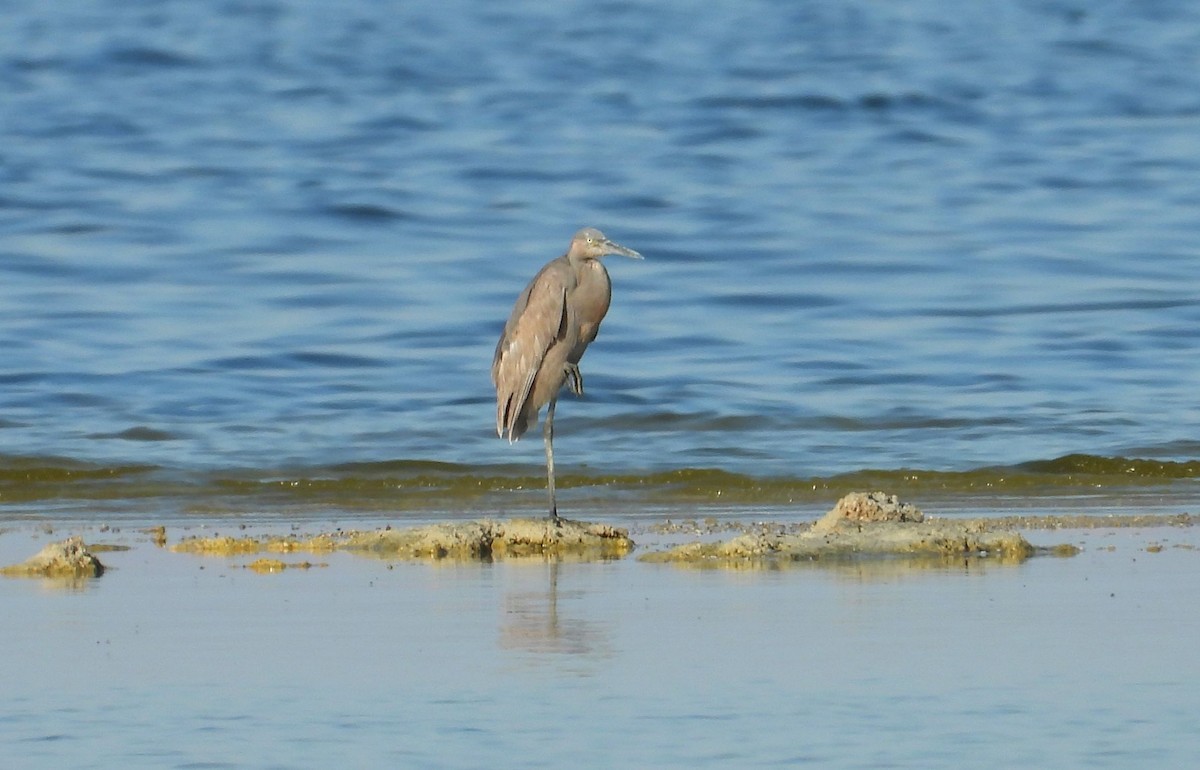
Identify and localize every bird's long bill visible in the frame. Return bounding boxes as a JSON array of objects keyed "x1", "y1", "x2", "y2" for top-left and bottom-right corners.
[{"x1": 604, "y1": 239, "x2": 643, "y2": 259}]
